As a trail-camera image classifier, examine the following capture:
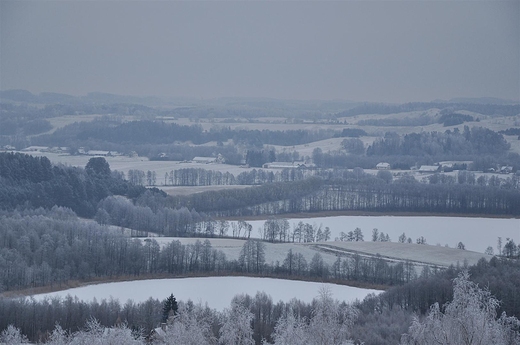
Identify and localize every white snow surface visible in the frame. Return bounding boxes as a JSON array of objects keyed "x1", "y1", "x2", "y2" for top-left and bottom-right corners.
[
  {"x1": 236, "y1": 216, "x2": 519, "y2": 253},
  {"x1": 32, "y1": 277, "x2": 380, "y2": 311}
]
